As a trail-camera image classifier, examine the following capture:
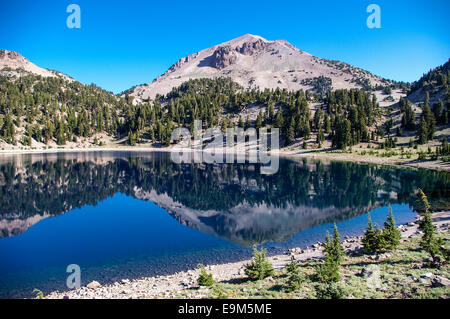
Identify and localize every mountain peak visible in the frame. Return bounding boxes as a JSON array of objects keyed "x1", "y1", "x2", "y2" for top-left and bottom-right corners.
[
  {"x1": 0, "y1": 49, "x2": 28, "y2": 63},
  {"x1": 223, "y1": 34, "x2": 269, "y2": 46},
  {"x1": 125, "y1": 35, "x2": 390, "y2": 101},
  {"x1": 0, "y1": 49, "x2": 72, "y2": 80},
  {"x1": 0, "y1": 49, "x2": 53, "y2": 78}
]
